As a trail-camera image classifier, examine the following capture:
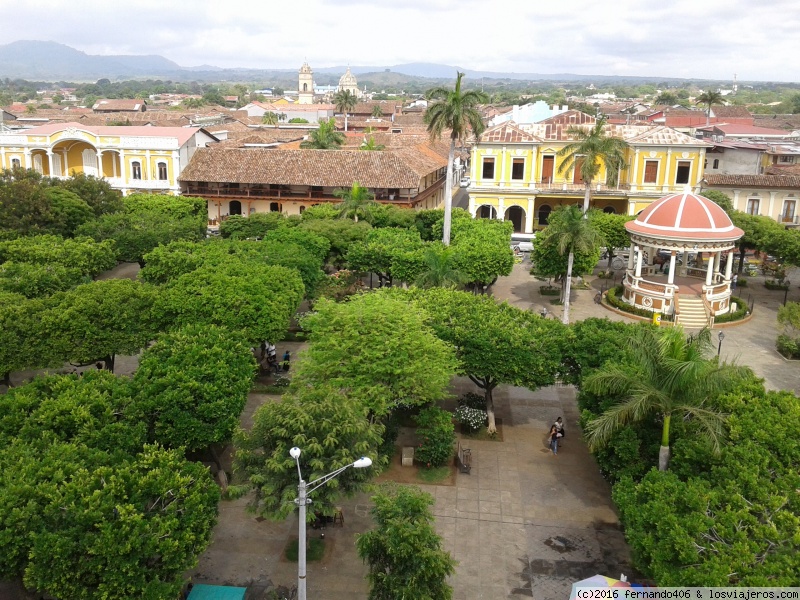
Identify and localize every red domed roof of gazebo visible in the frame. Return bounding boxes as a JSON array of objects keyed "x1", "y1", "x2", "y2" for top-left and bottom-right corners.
[{"x1": 625, "y1": 189, "x2": 744, "y2": 241}]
